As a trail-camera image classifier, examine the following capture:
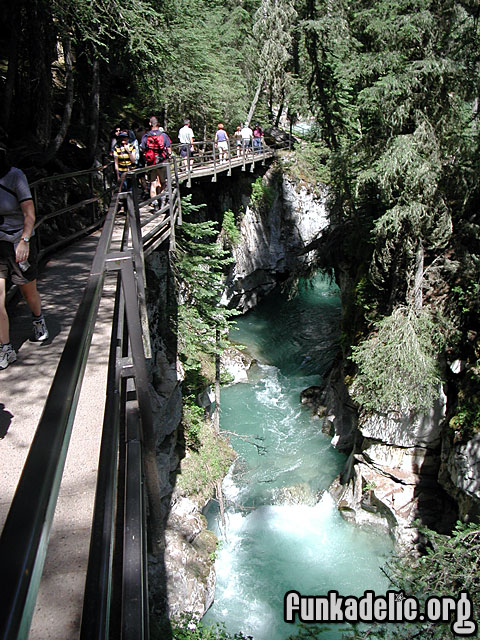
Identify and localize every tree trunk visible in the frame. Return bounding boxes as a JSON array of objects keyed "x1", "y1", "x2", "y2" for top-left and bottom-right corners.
[
  {"x1": 413, "y1": 240, "x2": 424, "y2": 310},
  {"x1": 1, "y1": 3, "x2": 20, "y2": 132},
  {"x1": 275, "y1": 94, "x2": 285, "y2": 127},
  {"x1": 46, "y1": 37, "x2": 75, "y2": 161},
  {"x1": 163, "y1": 102, "x2": 168, "y2": 131},
  {"x1": 32, "y1": 0, "x2": 55, "y2": 147},
  {"x1": 214, "y1": 329, "x2": 221, "y2": 434},
  {"x1": 245, "y1": 75, "x2": 263, "y2": 128},
  {"x1": 86, "y1": 56, "x2": 100, "y2": 165}
]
